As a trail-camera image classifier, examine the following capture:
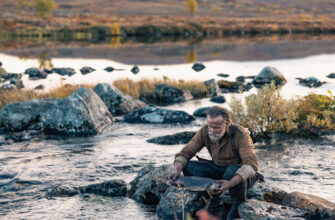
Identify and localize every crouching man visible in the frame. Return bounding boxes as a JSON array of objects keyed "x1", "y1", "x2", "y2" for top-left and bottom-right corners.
[{"x1": 169, "y1": 106, "x2": 259, "y2": 220}]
